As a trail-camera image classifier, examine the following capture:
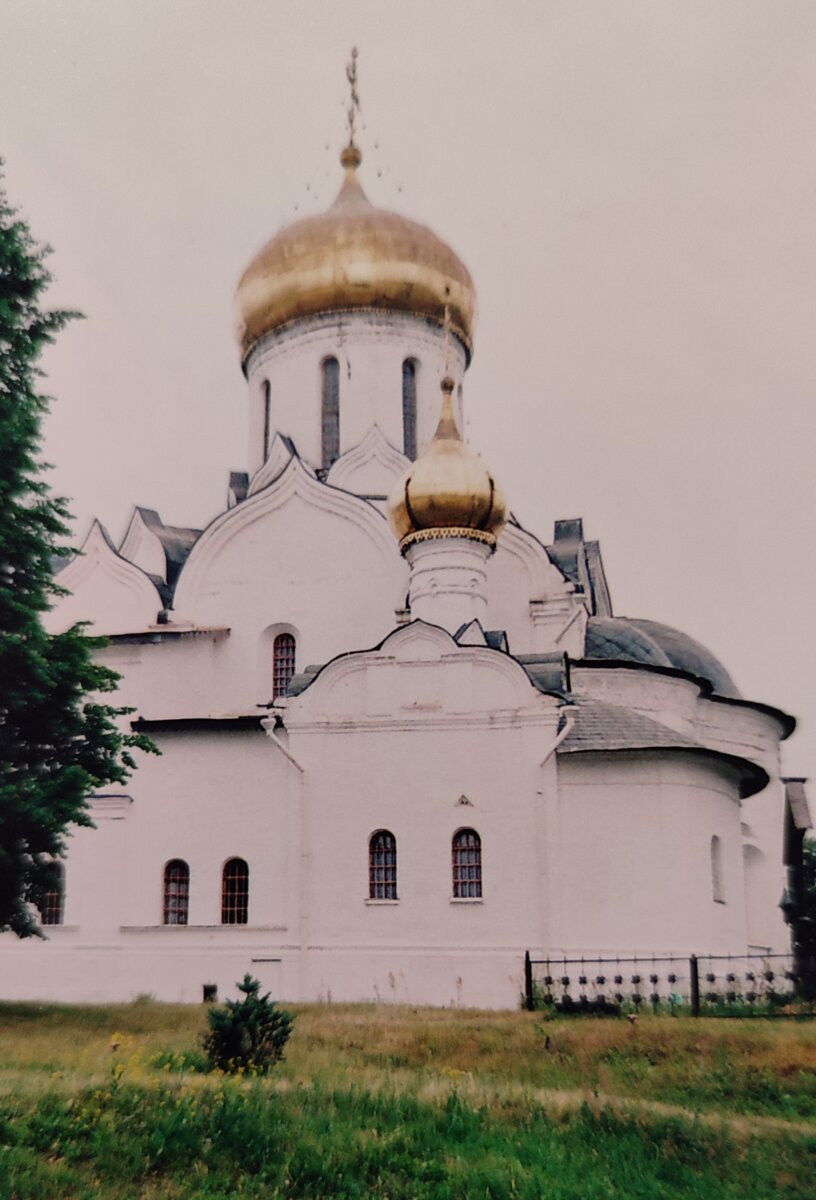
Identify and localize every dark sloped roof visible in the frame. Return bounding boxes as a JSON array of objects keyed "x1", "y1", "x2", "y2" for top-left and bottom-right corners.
[
  {"x1": 584, "y1": 617, "x2": 672, "y2": 669},
  {"x1": 516, "y1": 654, "x2": 570, "y2": 697},
  {"x1": 559, "y1": 699, "x2": 699, "y2": 754},
  {"x1": 137, "y1": 508, "x2": 201, "y2": 567},
  {"x1": 558, "y1": 697, "x2": 768, "y2": 797},
  {"x1": 584, "y1": 616, "x2": 740, "y2": 699}
]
